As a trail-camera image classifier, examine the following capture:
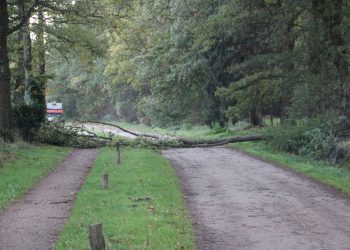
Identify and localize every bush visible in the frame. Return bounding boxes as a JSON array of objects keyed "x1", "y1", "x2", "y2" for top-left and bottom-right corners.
[
  {"x1": 268, "y1": 114, "x2": 347, "y2": 163},
  {"x1": 14, "y1": 103, "x2": 46, "y2": 140},
  {"x1": 212, "y1": 122, "x2": 227, "y2": 134},
  {"x1": 299, "y1": 128, "x2": 338, "y2": 162},
  {"x1": 268, "y1": 123, "x2": 309, "y2": 155}
]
